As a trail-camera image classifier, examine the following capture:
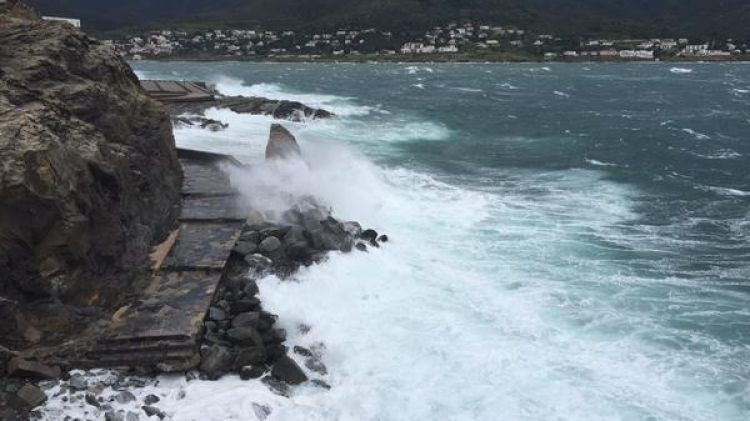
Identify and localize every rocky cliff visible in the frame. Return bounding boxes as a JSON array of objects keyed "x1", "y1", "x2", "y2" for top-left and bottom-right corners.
[{"x1": 0, "y1": 5, "x2": 183, "y2": 347}]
